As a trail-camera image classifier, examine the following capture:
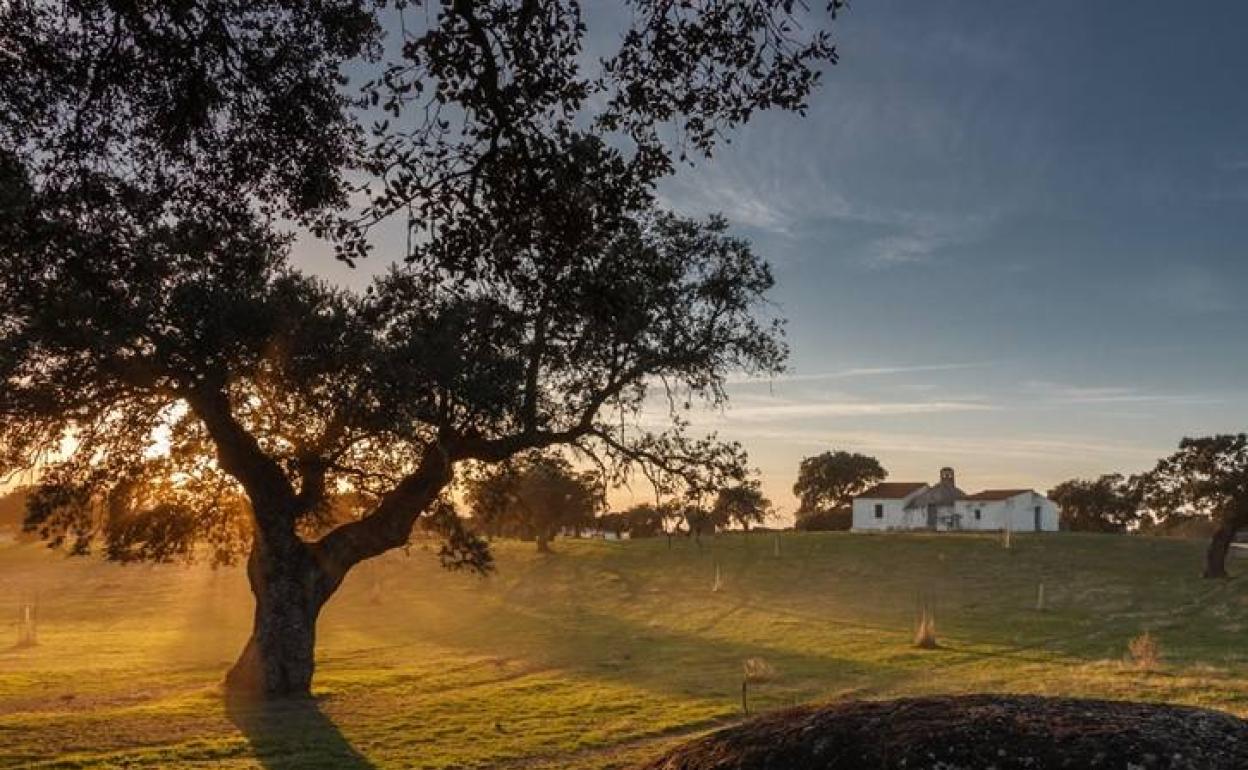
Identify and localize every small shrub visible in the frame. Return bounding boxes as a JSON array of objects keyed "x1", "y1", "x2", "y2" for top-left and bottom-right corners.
[
  {"x1": 1128, "y1": 631, "x2": 1160, "y2": 671},
  {"x1": 914, "y1": 605, "x2": 938, "y2": 649},
  {"x1": 741, "y1": 657, "x2": 777, "y2": 715}
]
